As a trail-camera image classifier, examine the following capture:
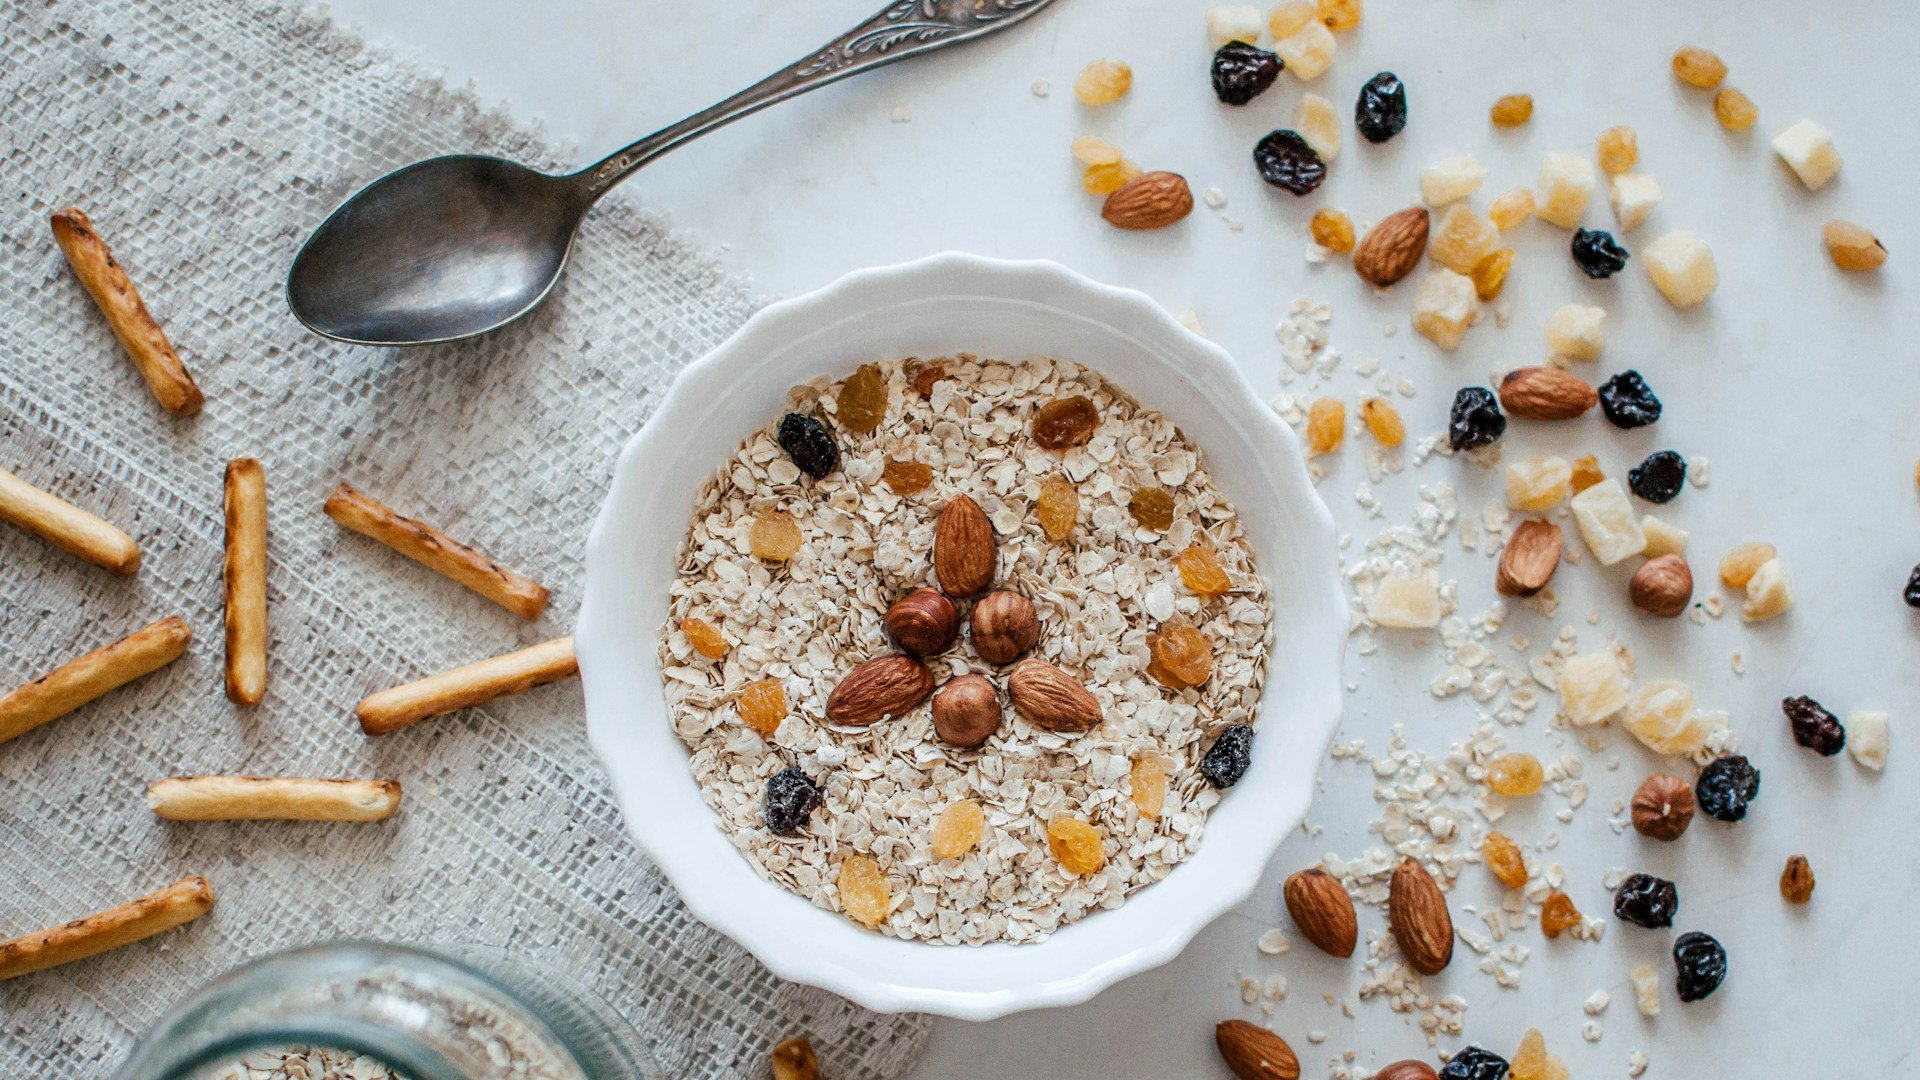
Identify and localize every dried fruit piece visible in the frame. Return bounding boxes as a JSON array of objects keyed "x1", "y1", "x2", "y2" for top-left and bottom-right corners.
[
  {"x1": 771, "y1": 1037, "x2": 819, "y2": 1080},
  {"x1": 835, "y1": 363, "x2": 888, "y2": 434},
  {"x1": 1780, "y1": 854, "x2": 1815, "y2": 903},
  {"x1": 1082, "y1": 158, "x2": 1143, "y2": 195},
  {"x1": 1253, "y1": 130, "x2": 1327, "y2": 195},
  {"x1": 1294, "y1": 93, "x2": 1341, "y2": 161},
  {"x1": 1130, "y1": 754, "x2": 1168, "y2": 818},
  {"x1": 1644, "y1": 230, "x2": 1719, "y2": 307},
  {"x1": 764, "y1": 767, "x2": 823, "y2": 834},
  {"x1": 837, "y1": 855, "x2": 891, "y2": 927},
  {"x1": 1545, "y1": 303, "x2": 1606, "y2": 361},
  {"x1": 1598, "y1": 370, "x2": 1661, "y2": 428},
  {"x1": 1128, "y1": 487, "x2": 1176, "y2": 531},
  {"x1": 1743, "y1": 558, "x2": 1794, "y2": 621},
  {"x1": 1490, "y1": 94, "x2": 1533, "y2": 127},
  {"x1": 1628, "y1": 450, "x2": 1686, "y2": 503},
  {"x1": 1671, "y1": 45, "x2": 1726, "y2": 88},
  {"x1": 1559, "y1": 650, "x2": 1628, "y2": 724},
  {"x1": 1438, "y1": 1048, "x2": 1508, "y2": 1080},
  {"x1": 1470, "y1": 248, "x2": 1513, "y2": 301},
  {"x1": 1641, "y1": 515, "x2": 1687, "y2": 557},
  {"x1": 1536, "y1": 152, "x2": 1595, "y2": 229},
  {"x1": 1368, "y1": 569, "x2": 1441, "y2": 628},
  {"x1": 1310, "y1": 208, "x2": 1355, "y2": 253},
  {"x1": 1031, "y1": 395, "x2": 1099, "y2": 449},
  {"x1": 1906, "y1": 565, "x2": 1920, "y2": 608},
  {"x1": 1540, "y1": 891, "x2": 1581, "y2": 939},
  {"x1": 1355, "y1": 71, "x2": 1407, "y2": 143},
  {"x1": 1784, "y1": 695, "x2": 1846, "y2": 756},
  {"x1": 1572, "y1": 479, "x2": 1647, "y2": 565},
  {"x1": 1489, "y1": 186, "x2": 1535, "y2": 230},
  {"x1": 1596, "y1": 125, "x2": 1638, "y2": 173},
  {"x1": 1420, "y1": 154, "x2": 1488, "y2": 207},
  {"x1": 1673, "y1": 931, "x2": 1727, "y2": 1001},
  {"x1": 1609, "y1": 171, "x2": 1662, "y2": 231},
  {"x1": 882, "y1": 457, "x2": 934, "y2": 495},
  {"x1": 1773, "y1": 118, "x2": 1841, "y2": 190},
  {"x1": 1317, "y1": 0, "x2": 1361, "y2": 30},
  {"x1": 1448, "y1": 387, "x2": 1505, "y2": 451},
  {"x1": 1486, "y1": 752, "x2": 1543, "y2": 796},
  {"x1": 777, "y1": 413, "x2": 840, "y2": 478},
  {"x1": 749, "y1": 509, "x2": 803, "y2": 562},
  {"x1": 1070, "y1": 135, "x2": 1122, "y2": 166},
  {"x1": 737, "y1": 678, "x2": 788, "y2": 737},
  {"x1": 1201, "y1": 724, "x2": 1254, "y2": 788},
  {"x1": 1177, "y1": 544, "x2": 1233, "y2": 599},
  {"x1": 1212, "y1": 41, "x2": 1283, "y2": 106},
  {"x1": 1505, "y1": 455, "x2": 1572, "y2": 512},
  {"x1": 1305, "y1": 397, "x2": 1345, "y2": 454},
  {"x1": 1360, "y1": 397, "x2": 1404, "y2": 447},
  {"x1": 1569, "y1": 455, "x2": 1604, "y2": 493},
  {"x1": 1146, "y1": 621, "x2": 1213, "y2": 689},
  {"x1": 1719, "y1": 542, "x2": 1776, "y2": 588},
  {"x1": 1621, "y1": 680, "x2": 1707, "y2": 754},
  {"x1": 1571, "y1": 228, "x2": 1629, "y2": 278},
  {"x1": 1614, "y1": 872, "x2": 1679, "y2": 928},
  {"x1": 1510, "y1": 1030, "x2": 1549, "y2": 1080},
  {"x1": 1047, "y1": 816, "x2": 1107, "y2": 875},
  {"x1": 931, "y1": 799, "x2": 985, "y2": 860},
  {"x1": 680, "y1": 616, "x2": 728, "y2": 659},
  {"x1": 1429, "y1": 203, "x2": 1499, "y2": 275},
  {"x1": 1206, "y1": 4, "x2": 1264, "y2": 46},
  {"x1": 1412, "y1": 269, "x2": 1478, "y2": 351},
  {"x1": 1696, "y1": 754, "x2": 1761, "y2": 822},
  {"x1": 1630, "y1": 774, "x2": 1694, "y2": 840},
  {"x1": 1714, "y1": 86, "x2": 1758, "y2": 130},
  {"x1": 1035, "y1": 474, "x2": 1079, "y2": 541},
  {"x1": 1073, "y1": 59, "x2": 1132, "y2": 106},
  {"x1": 910, "y1": 361, "x2": 947, "y2": 398},
  {"x1": 1273, "y1": 19, "x2": 1336, "y2": 80},
  {"x1": 1824, "y1": 220, "x2": 1888, "y2": 271},
  {"x1": 1267, "y1": 0, "x2": 1317, "y2": 37},
  {"x1": 1480, "y1": 830, "x2": 1528, "y2": 889}
]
